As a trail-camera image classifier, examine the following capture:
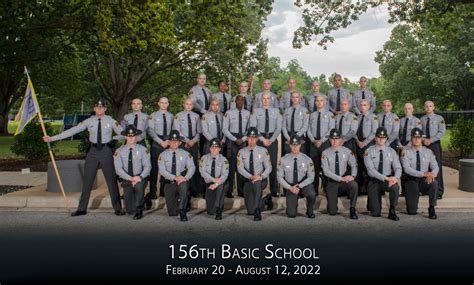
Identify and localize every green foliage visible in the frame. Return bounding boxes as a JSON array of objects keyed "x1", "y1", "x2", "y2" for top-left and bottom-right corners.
[
  {"x1": 10, "y1": 119, "x2": 57, "y2": 160},
  {"x1": 449, "y1": 118, "x2": 474, "y2": 158}
]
